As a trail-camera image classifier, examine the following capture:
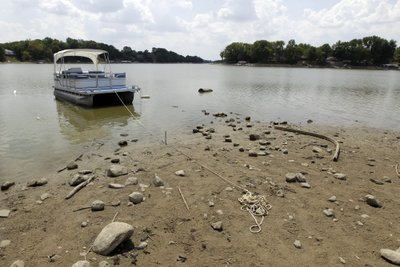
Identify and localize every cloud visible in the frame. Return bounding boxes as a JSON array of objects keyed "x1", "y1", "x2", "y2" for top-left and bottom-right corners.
[{"x1": 70, "y1": 0, "x2": 124, "y2": 13}]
